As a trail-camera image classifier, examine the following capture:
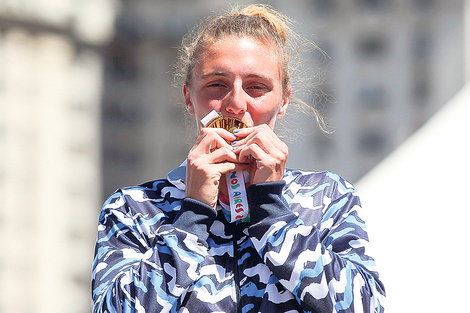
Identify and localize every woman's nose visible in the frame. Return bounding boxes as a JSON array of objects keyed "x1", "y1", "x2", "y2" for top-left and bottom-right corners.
[{"x1": 223, "y1": 85, "x2": 247, "y2": 116}]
